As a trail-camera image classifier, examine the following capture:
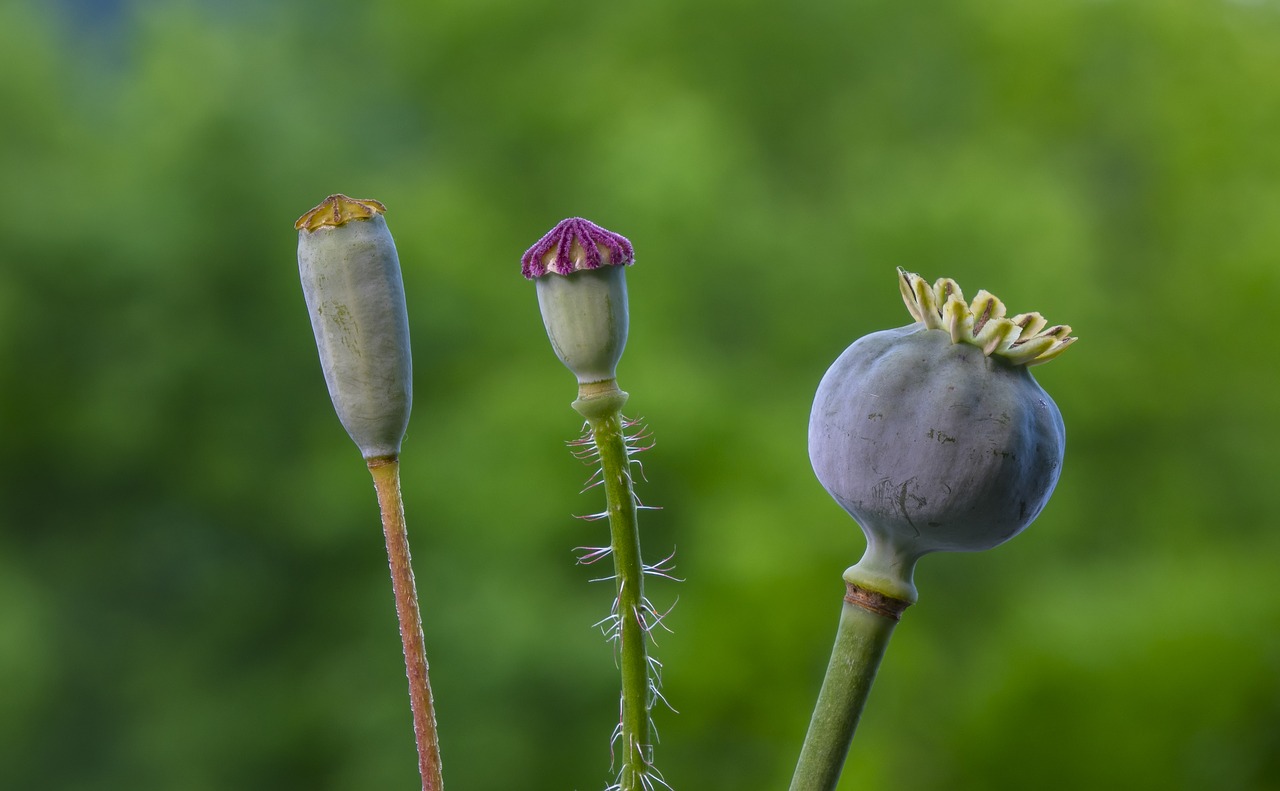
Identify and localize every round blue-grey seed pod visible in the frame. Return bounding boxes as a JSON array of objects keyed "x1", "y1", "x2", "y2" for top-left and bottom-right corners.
[
  {"x1": 809, "y1": 270, "x2": 1073, "y2": 601},
  {"x1": 297, "y1": 196, "x2": 412, "y2": 461}
]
